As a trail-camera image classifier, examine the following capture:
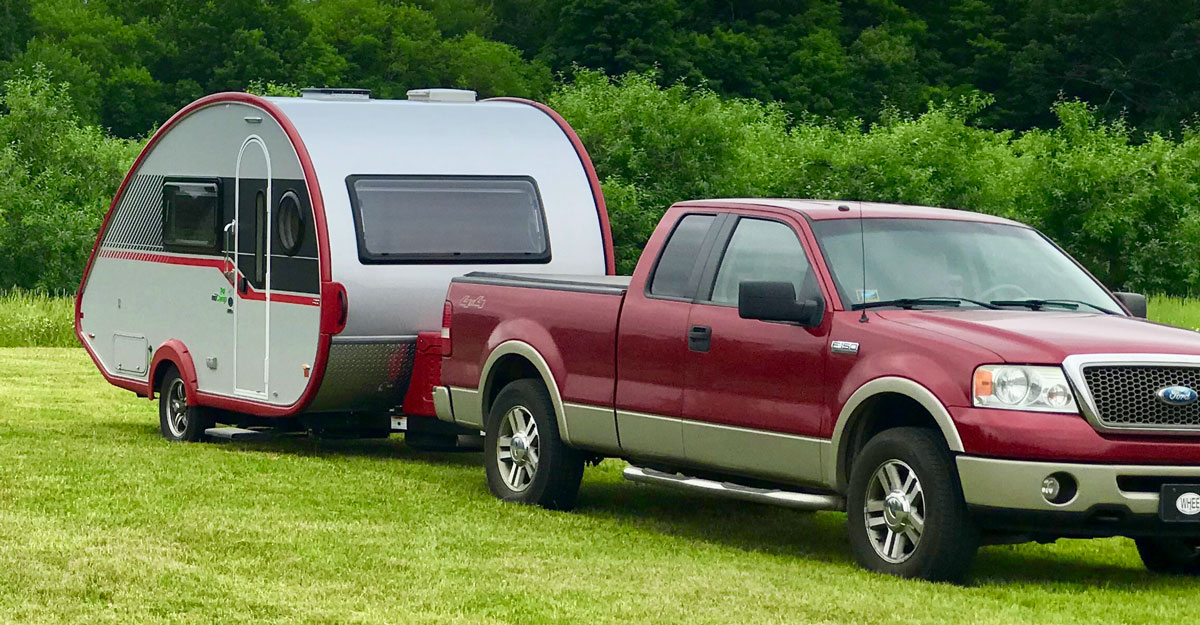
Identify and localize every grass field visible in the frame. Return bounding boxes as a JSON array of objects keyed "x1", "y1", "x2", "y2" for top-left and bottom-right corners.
[
  {"x1": 1, "y1": 348, "x2": 1199, "y2": 625},
  {"x1": 0, "y1": 291, "x2": 76, "y2": 348}
]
